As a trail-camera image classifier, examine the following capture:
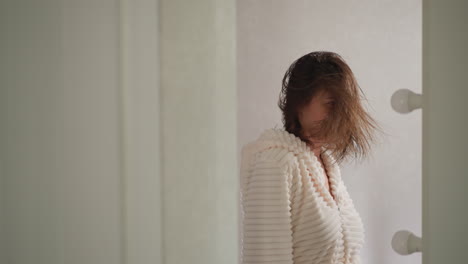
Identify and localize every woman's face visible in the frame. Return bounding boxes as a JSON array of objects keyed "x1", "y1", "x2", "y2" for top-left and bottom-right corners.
[{"x1": 298, "y1": 90, "x2": 335, "y2": 145}]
